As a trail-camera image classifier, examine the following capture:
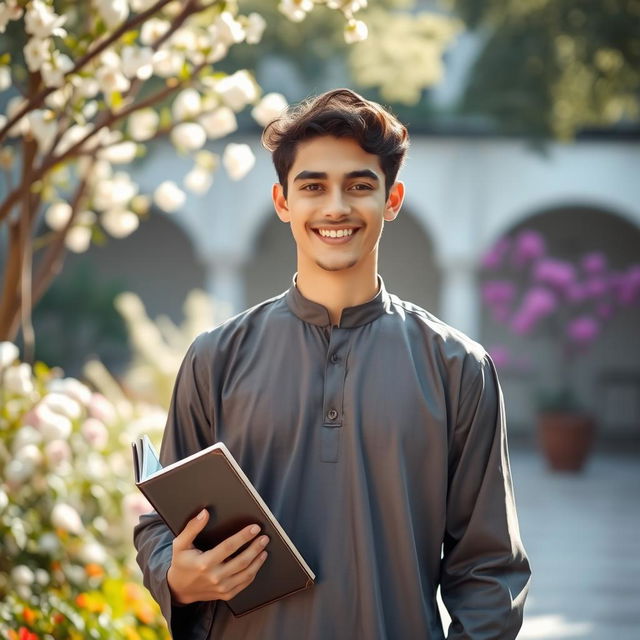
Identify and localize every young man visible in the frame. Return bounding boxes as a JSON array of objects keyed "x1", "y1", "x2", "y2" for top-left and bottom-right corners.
[{"x1": 134, "y1": 88, "x2": 531, "y2": 639}]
